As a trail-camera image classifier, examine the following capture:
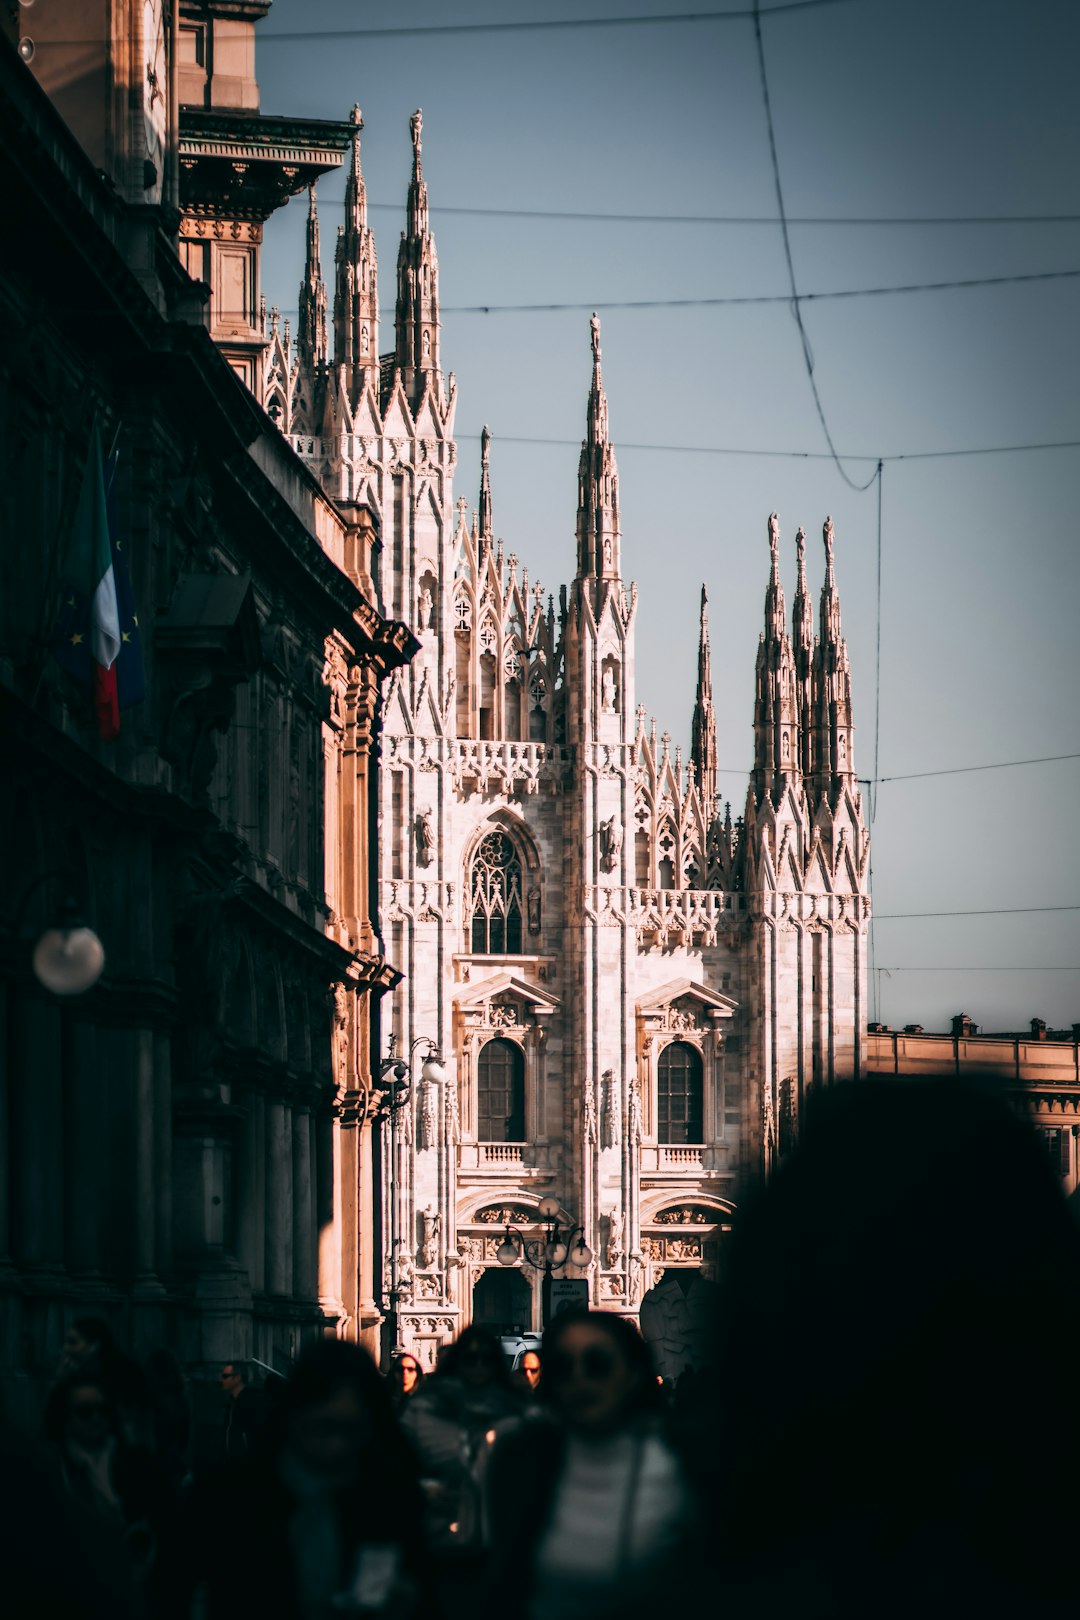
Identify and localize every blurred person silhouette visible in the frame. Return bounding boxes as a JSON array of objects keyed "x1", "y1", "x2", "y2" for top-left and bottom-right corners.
[
  {"x1": 143, "y1": 1348, "x2": 191, "y2": 1488},
  {"x1": 387, "y1": 1350, "x2": 424, "y2": 1414},
  {"x1": 181, "y1": 1338, "x2": 429, "y2": 1619},
  {"x1": 483, "y1": 1309, "x2": 696, "y2": 1620},
  {"x1": 515, "y1": 1347, "x2": 543, "y2": 1401},
  {"x1": 401, "y1": 1325, "x2": 521, "y2": 1616},
  {"x1": 0, "y1": 1418, "x2": 136, "y2": 1620},
  {"x1": 708, "y1": 1077, "x2": 1080, "y2": 1619},
  {"x1": 55, "y1": 1315, "x2": 154, "y2": 1449},
  {"x1": 219, "y1": 1359, "x2": 266, "y2": 1460},
  {"x1": 44, "y1": 1363, "x2": 175, "y2": 1611}
]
